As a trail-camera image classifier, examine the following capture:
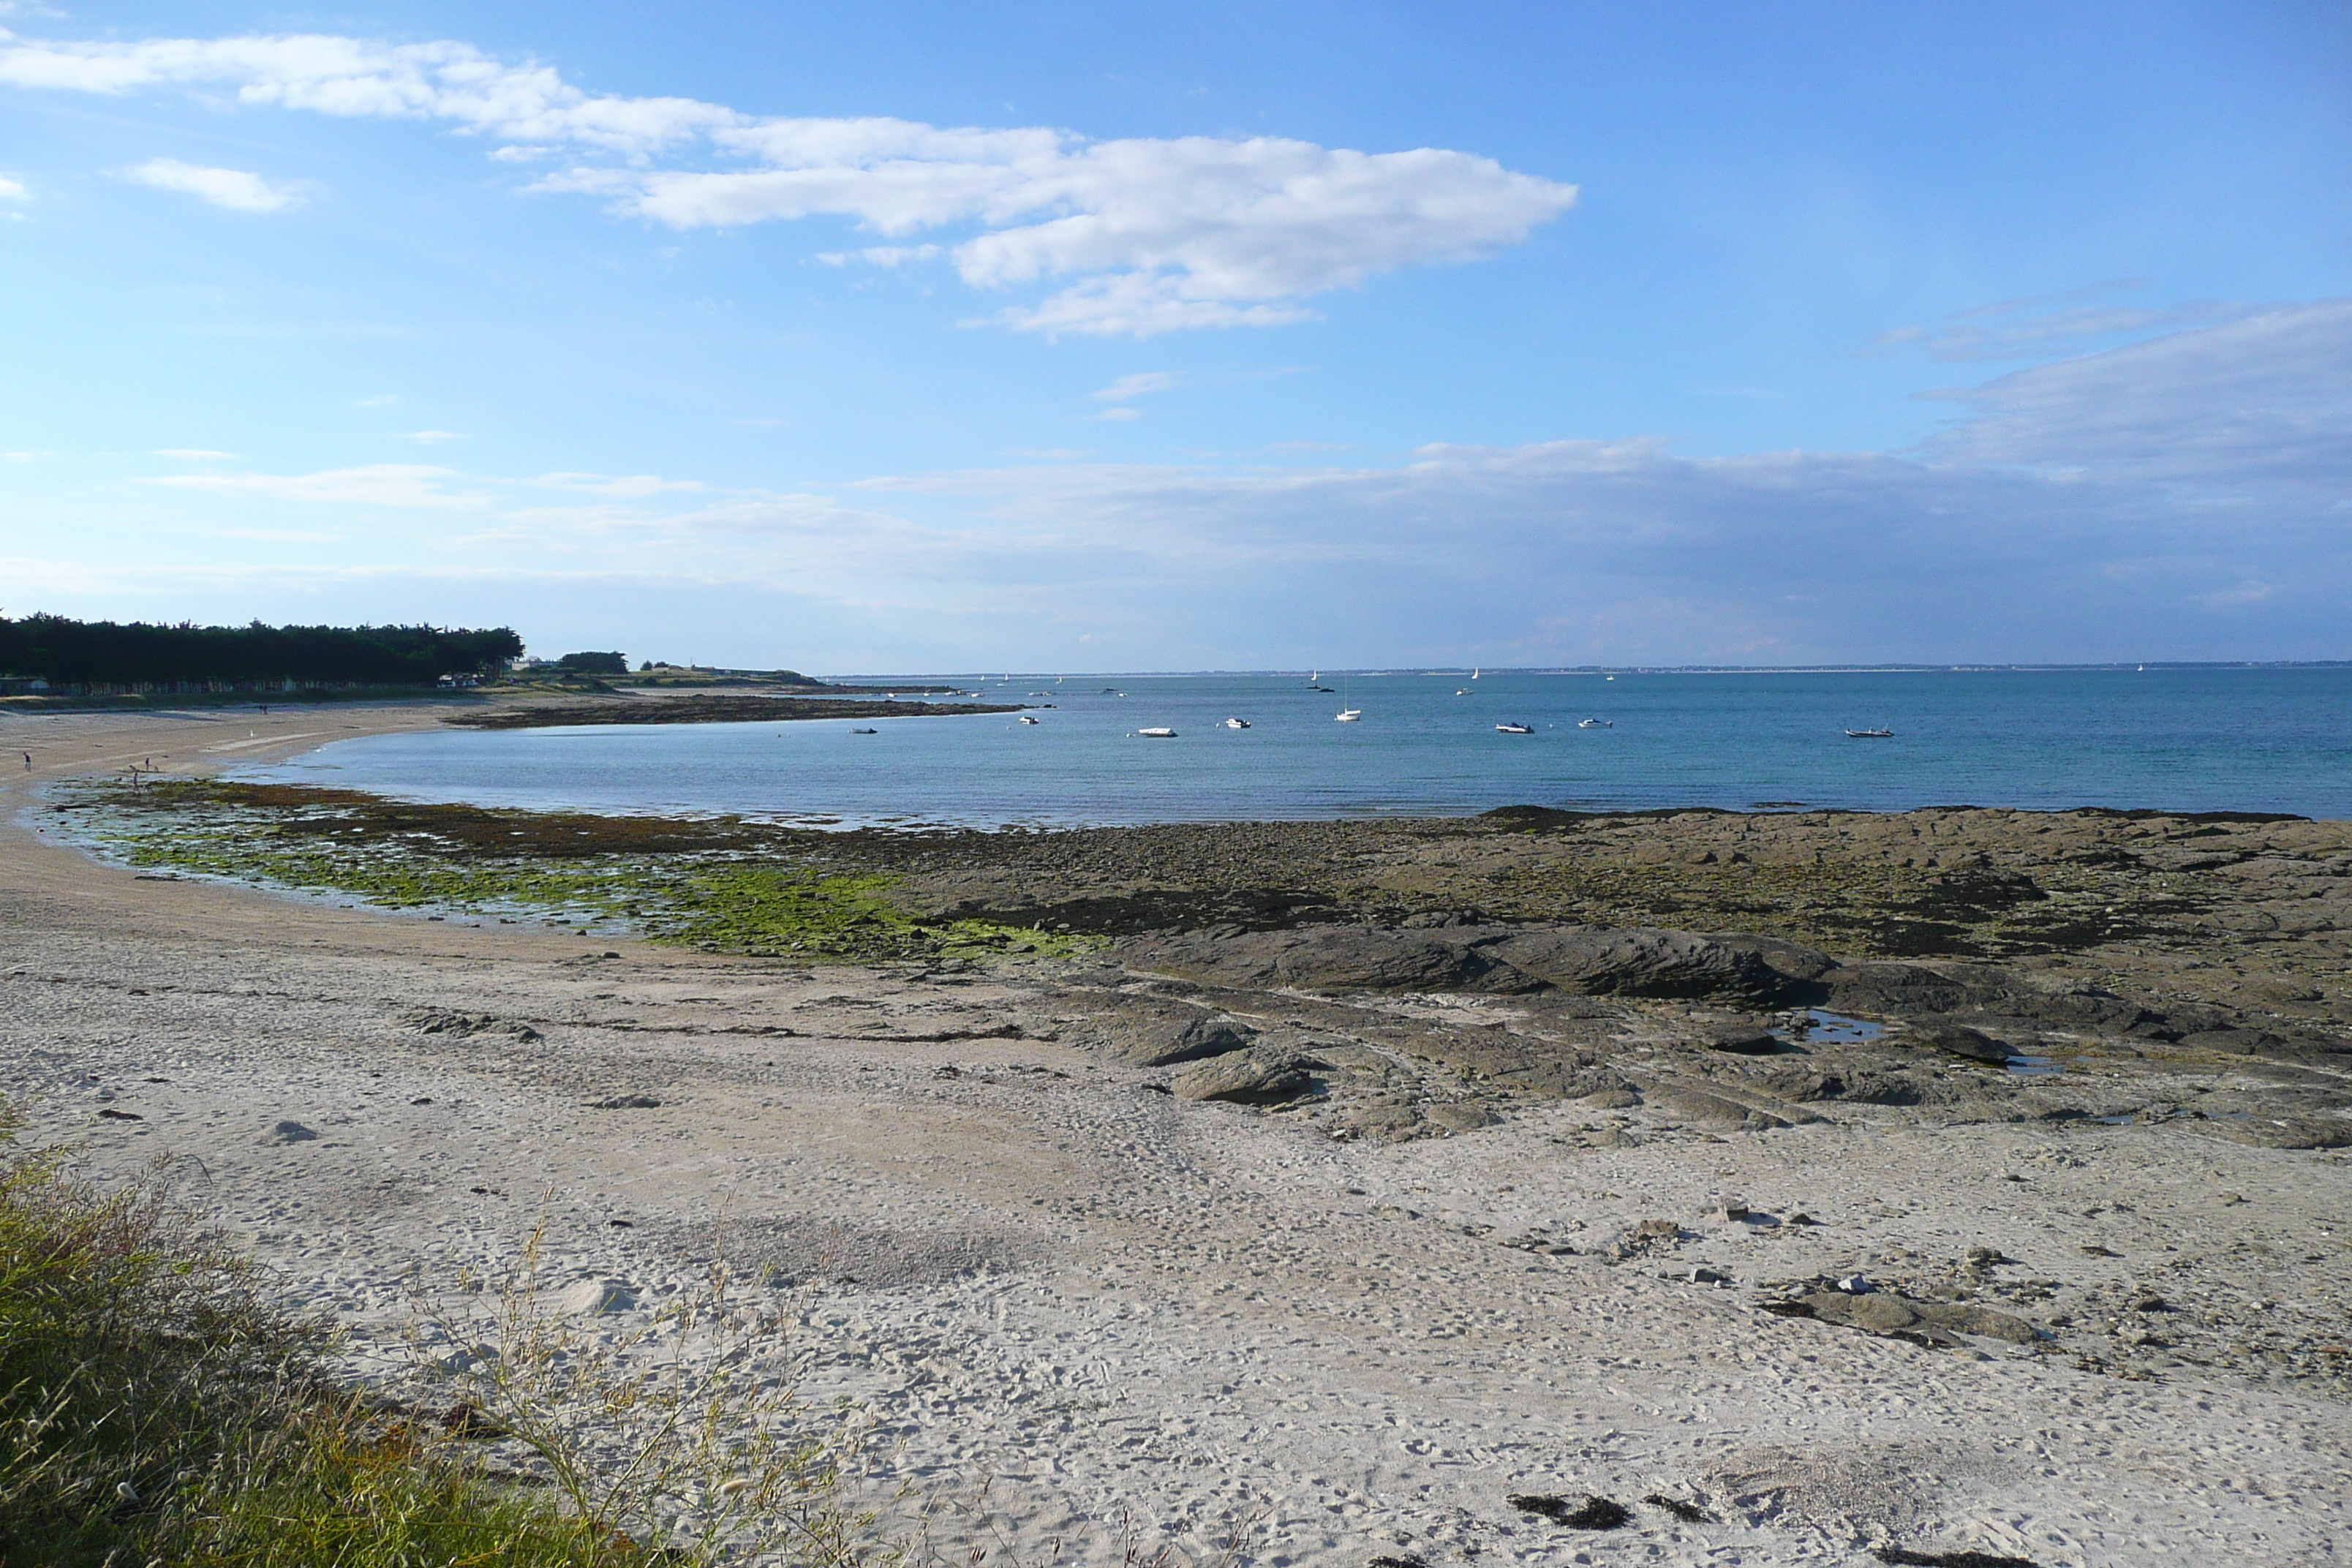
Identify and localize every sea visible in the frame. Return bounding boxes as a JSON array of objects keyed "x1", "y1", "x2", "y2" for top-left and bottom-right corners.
[{"x1": 244, "y1": 666, "x2": 2352, "y2": 829}]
